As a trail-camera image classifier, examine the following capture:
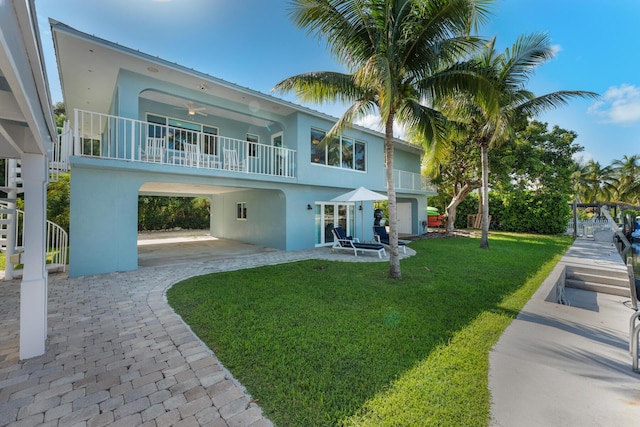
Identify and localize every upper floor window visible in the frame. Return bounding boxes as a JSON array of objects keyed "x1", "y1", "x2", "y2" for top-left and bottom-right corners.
[
  {"x1": 310, "y1": 128, "x2": 366, "y2": 172},
  {"x1": 146, "y1": 113, "x2": 218, "y2": 154}
]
